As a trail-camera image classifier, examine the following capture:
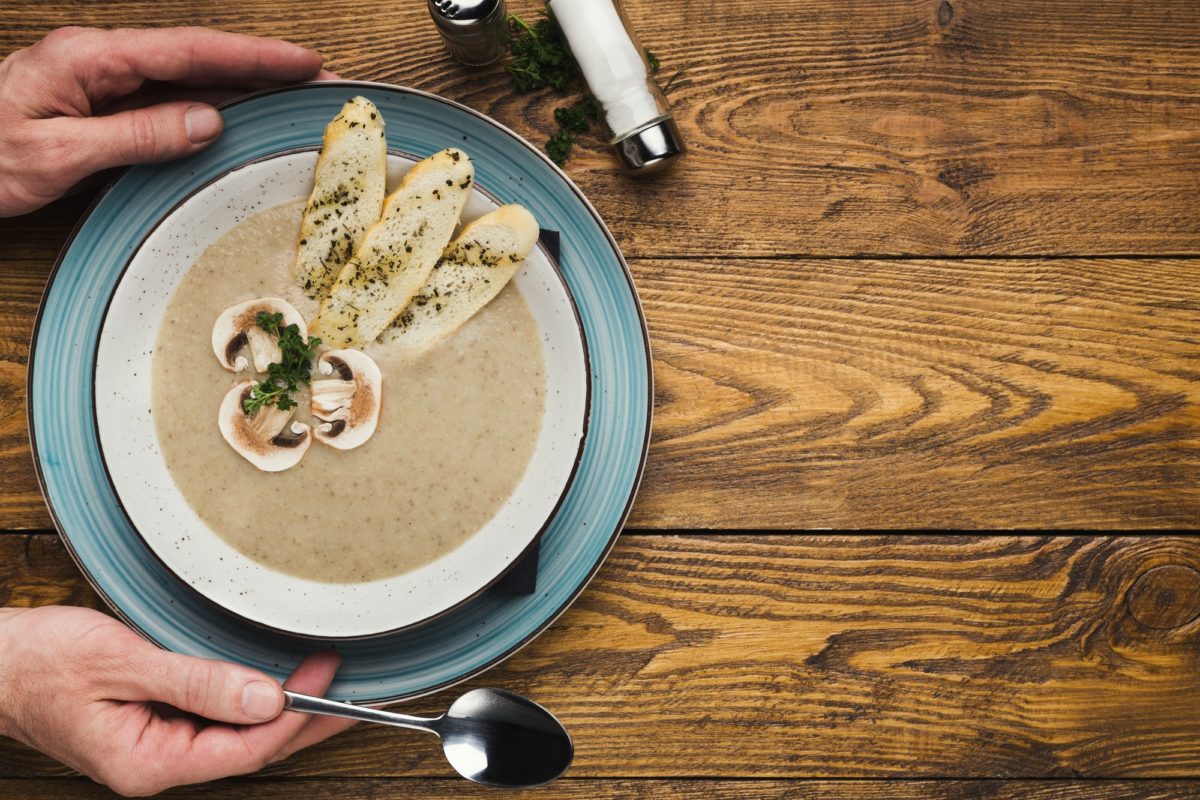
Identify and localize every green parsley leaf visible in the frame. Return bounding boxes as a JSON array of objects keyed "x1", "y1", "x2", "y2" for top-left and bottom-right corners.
[
  {"x1": 241, "y1": 314, "x2": 321, "y2": 417},
  {"x1": 546, "y1": 96, "x2": 601, "y2": 166},
  {"x1": 554, "y1": 96, "x2": 600, "y2": 134},
  {"x1": 546, "y1": 129, "x2": 576, "y2": 167},
  {"x1": 255, "y1": 310, "x2": 283, "y2": 331},
  {"x1": 507, "y1": 14, "x2": 578, "y2": 94},
  {"x1": 507, "y1": 13, "x2": 686, "y2": 166}
]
